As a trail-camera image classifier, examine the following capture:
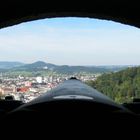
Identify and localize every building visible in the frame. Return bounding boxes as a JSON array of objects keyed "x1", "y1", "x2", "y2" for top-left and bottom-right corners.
[
  {"x1": 17, "y1": 87, "x2": 29, "y2": 93},
  {"x1": 36, "y1": 77, "x2": 42, "y2": 83},
  {"x1": 0, "y1": 86, "x2": 16, "y2": 95}
]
